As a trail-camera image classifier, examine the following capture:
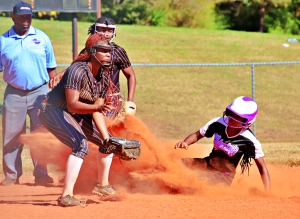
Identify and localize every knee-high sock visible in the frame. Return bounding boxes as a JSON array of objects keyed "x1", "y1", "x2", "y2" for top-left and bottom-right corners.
[
  {"x1": 62, "y1": 155, "x2": 83, "y2": 197},
  {"x1": 97, "y1": 152, "x2": 113, "y2": 186}
]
